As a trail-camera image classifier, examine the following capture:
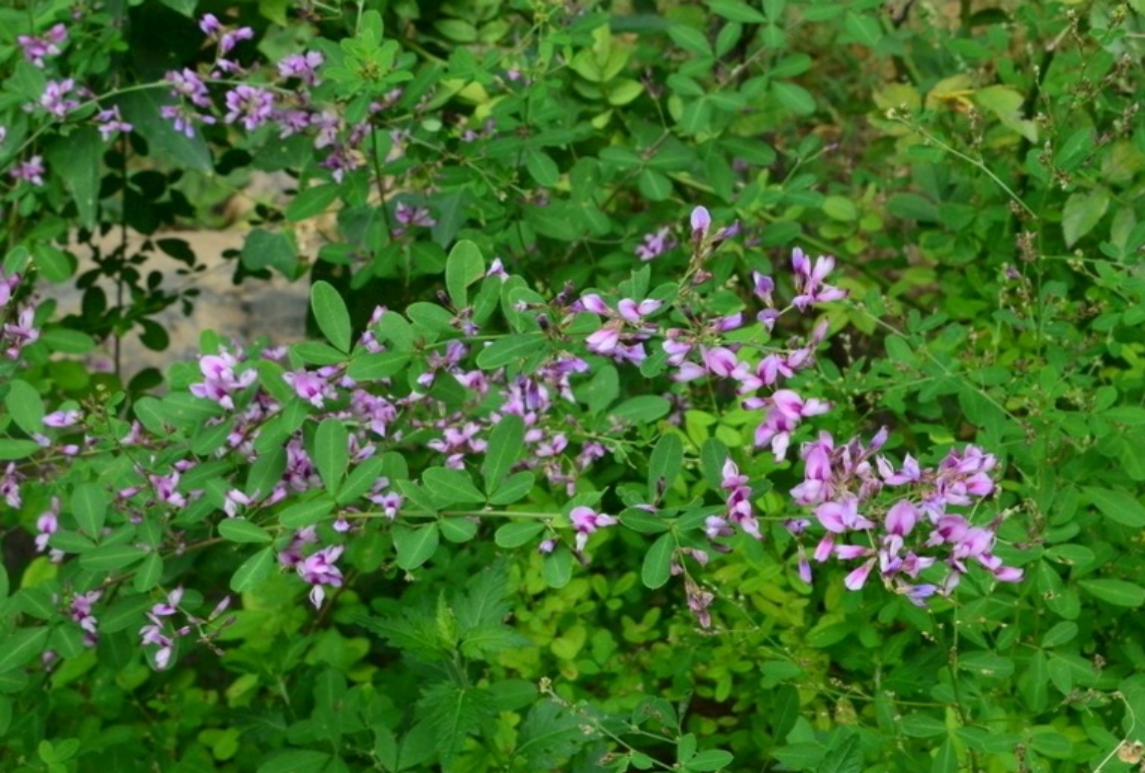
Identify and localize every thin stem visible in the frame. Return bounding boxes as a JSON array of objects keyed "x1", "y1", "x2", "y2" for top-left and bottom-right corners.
[{"x1": 888, "y1": 113, "x2": 1036, "y2": 219}]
